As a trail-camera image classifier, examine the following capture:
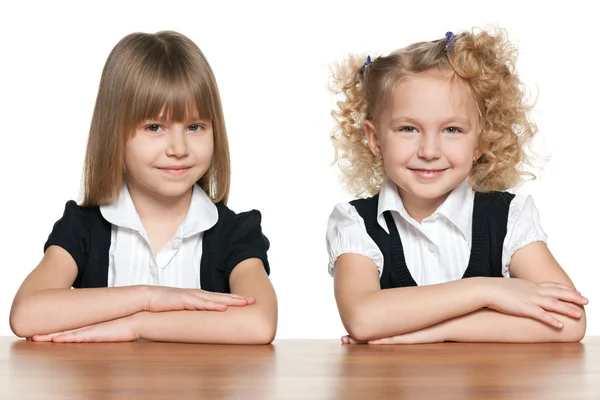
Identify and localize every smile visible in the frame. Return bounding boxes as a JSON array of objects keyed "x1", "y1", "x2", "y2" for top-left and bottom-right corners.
[
  {"x1": 158, "y1": 166, "x2": 191, "y2": 176},
  {"x1": 410, "y1": 169, "x2": 447, "y2": 180}
]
